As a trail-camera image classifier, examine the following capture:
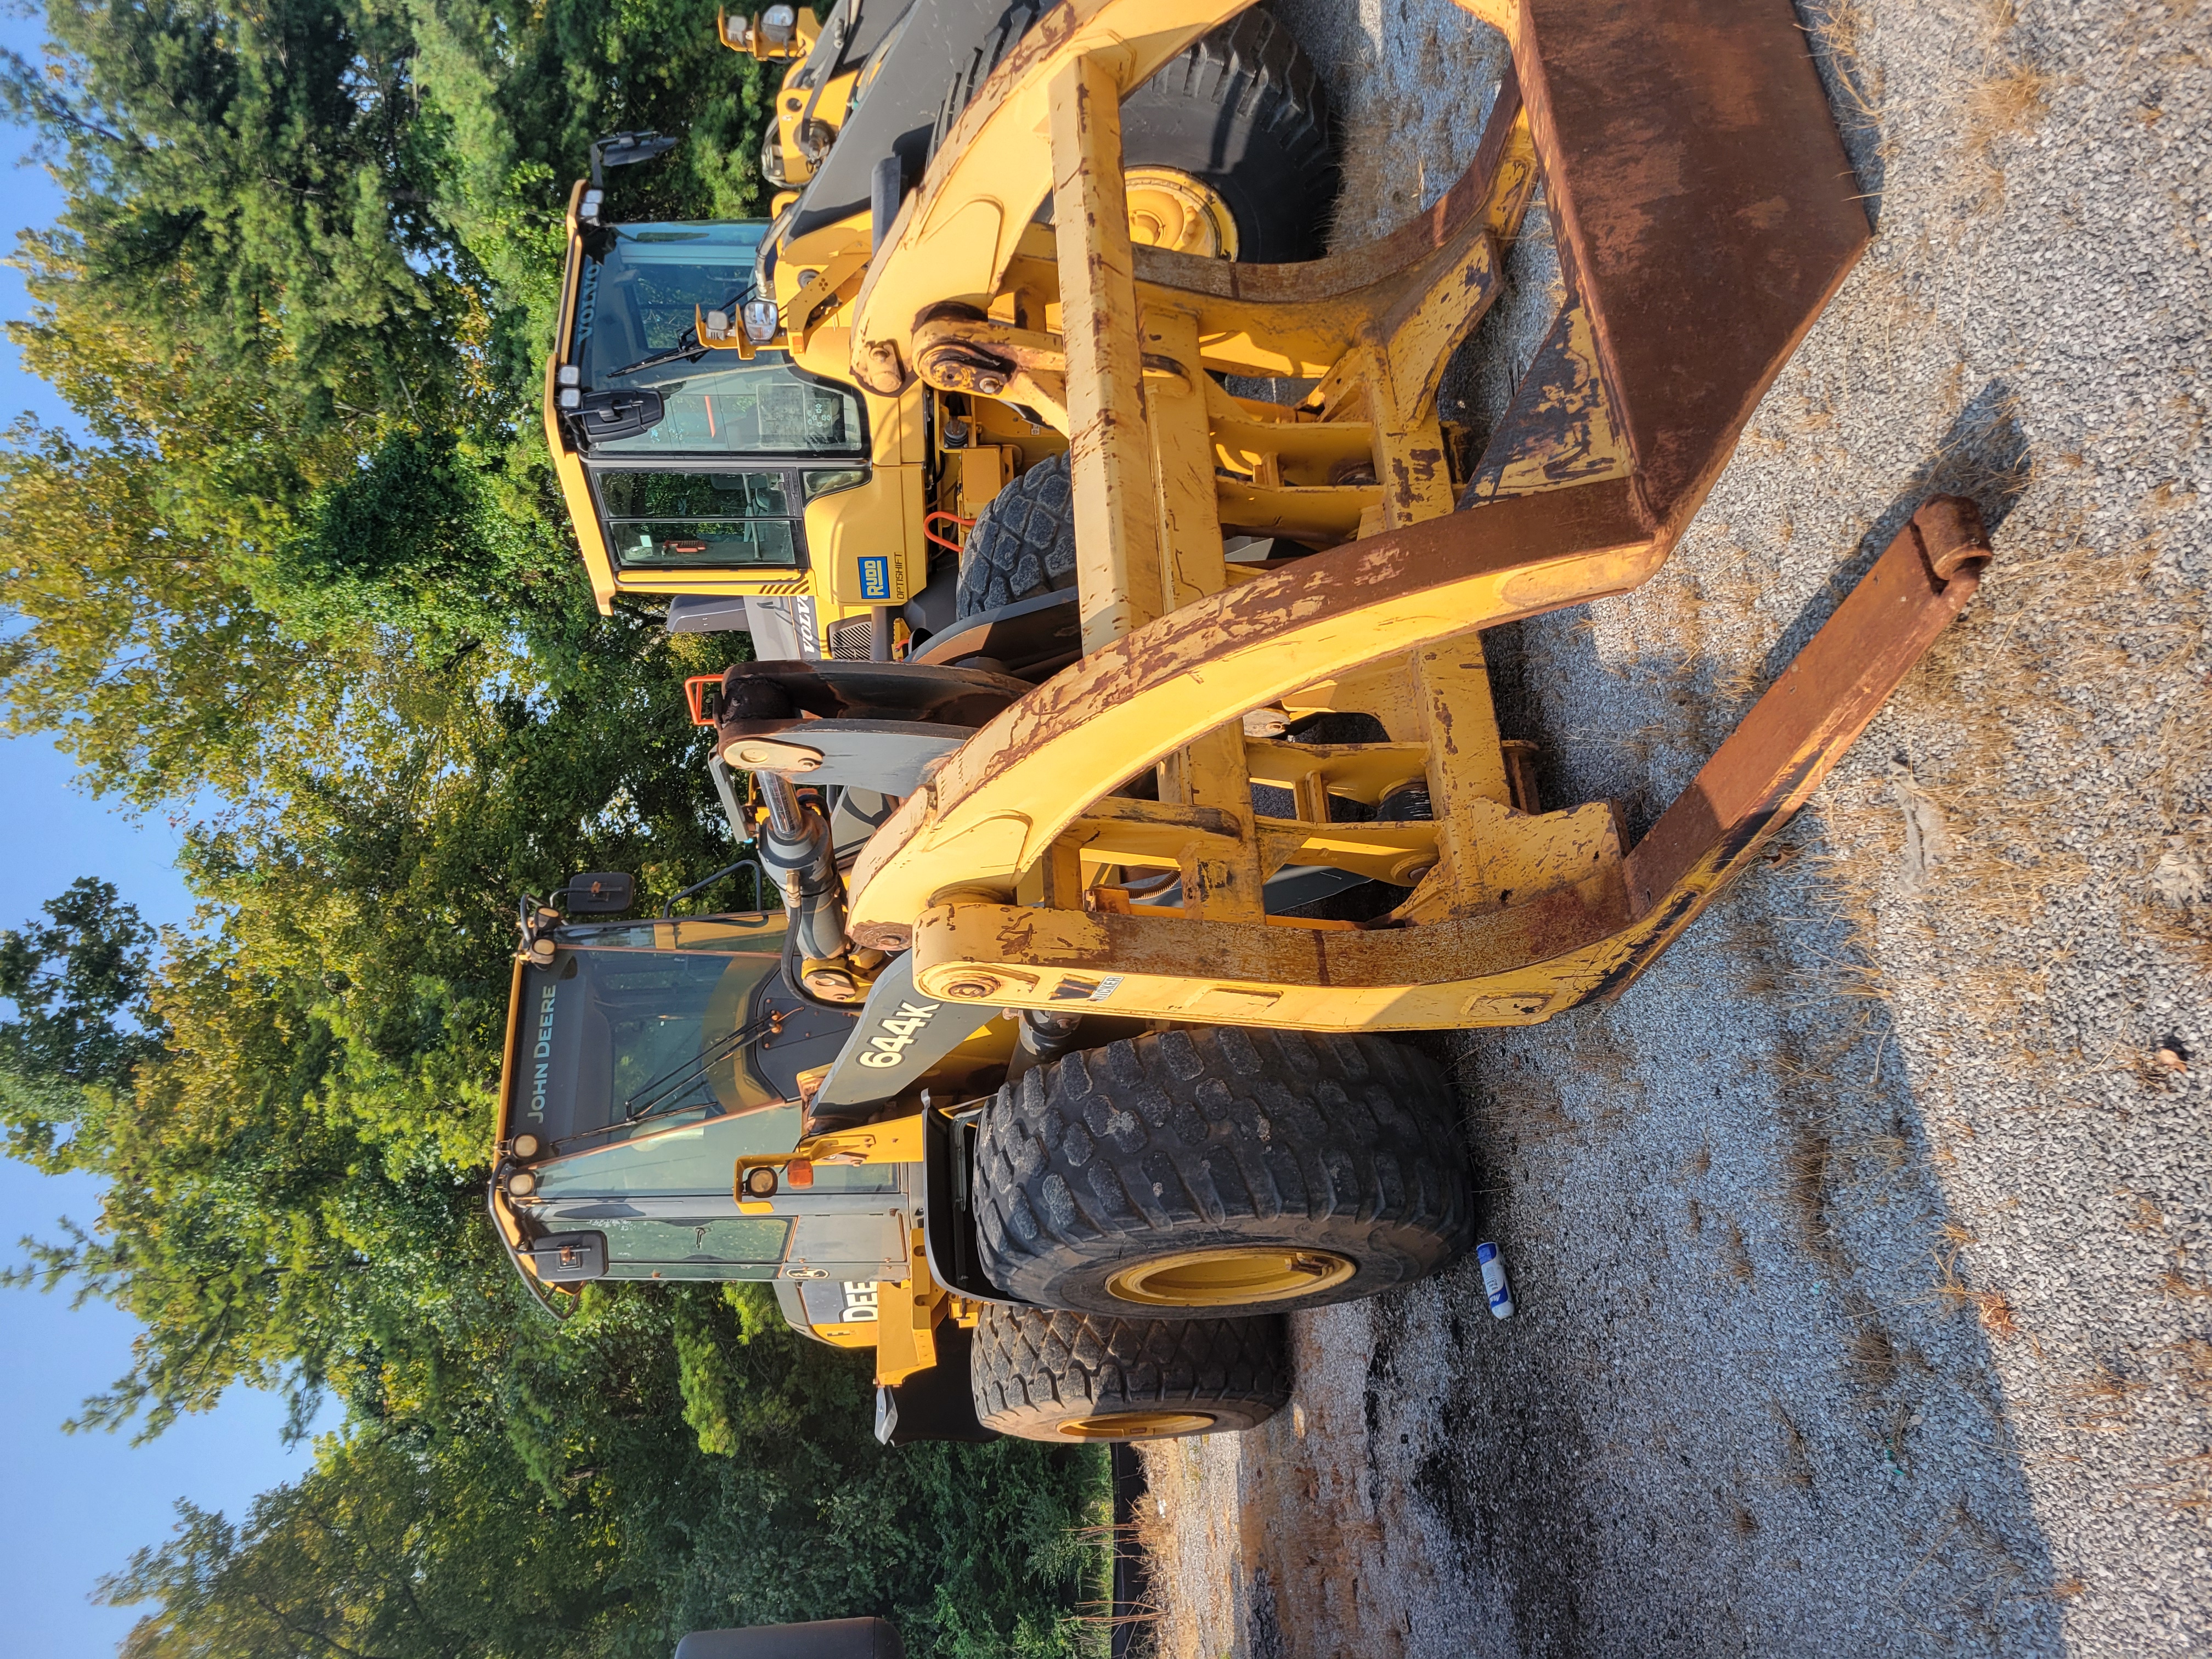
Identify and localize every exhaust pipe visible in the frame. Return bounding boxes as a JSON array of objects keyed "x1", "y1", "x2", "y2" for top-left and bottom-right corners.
[{"x1": 755, "y1": 771, "x2": 848, "y2": 961}]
